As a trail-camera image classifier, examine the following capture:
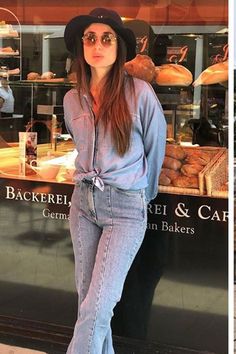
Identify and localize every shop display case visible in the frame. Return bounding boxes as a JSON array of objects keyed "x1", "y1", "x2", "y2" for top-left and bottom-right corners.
[
  {"x1": 0, "y1": 2, "x2": 229, "y2": 354},
  {"x1": 0, "y1": 7, "x2": 21, "y2": 80}
]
